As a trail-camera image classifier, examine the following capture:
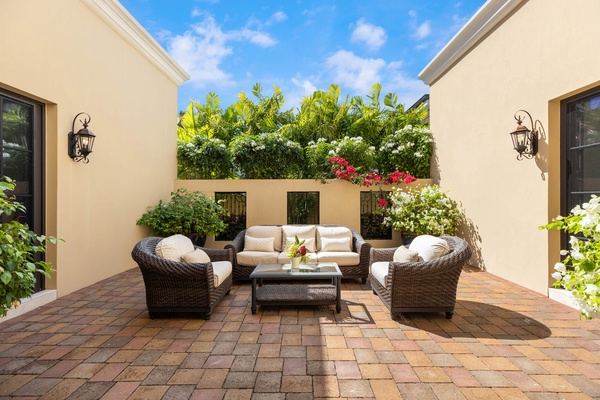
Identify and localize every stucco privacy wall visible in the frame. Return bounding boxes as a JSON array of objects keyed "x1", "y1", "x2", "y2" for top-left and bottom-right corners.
[
  {"x1": 0, "y1": 0, "x2": 188, "y2": 296},
  {"x1": 420, "y1": 0, "x2": 600, "y2": 294},
  {"x1": 174, "y1": 179, "x2": 432, "y2": 249}
]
